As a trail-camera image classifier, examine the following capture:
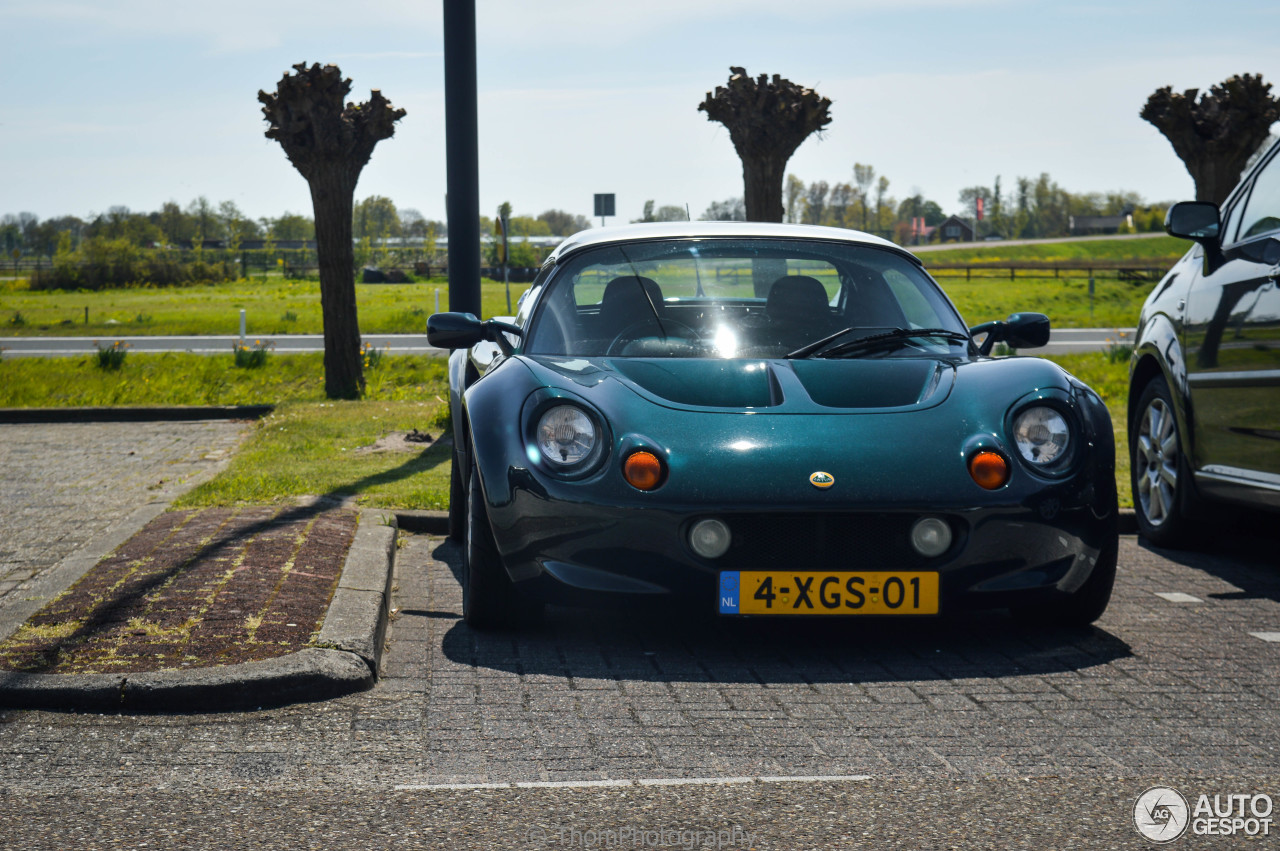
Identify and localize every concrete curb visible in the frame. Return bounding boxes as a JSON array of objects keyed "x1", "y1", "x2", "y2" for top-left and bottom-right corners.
[
  {"x1": 0, "y1": 405, "x2": 273, "y2": 424},
  {"x1": 0, "y1": 509, "x2": 397, "y2": 713}
]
